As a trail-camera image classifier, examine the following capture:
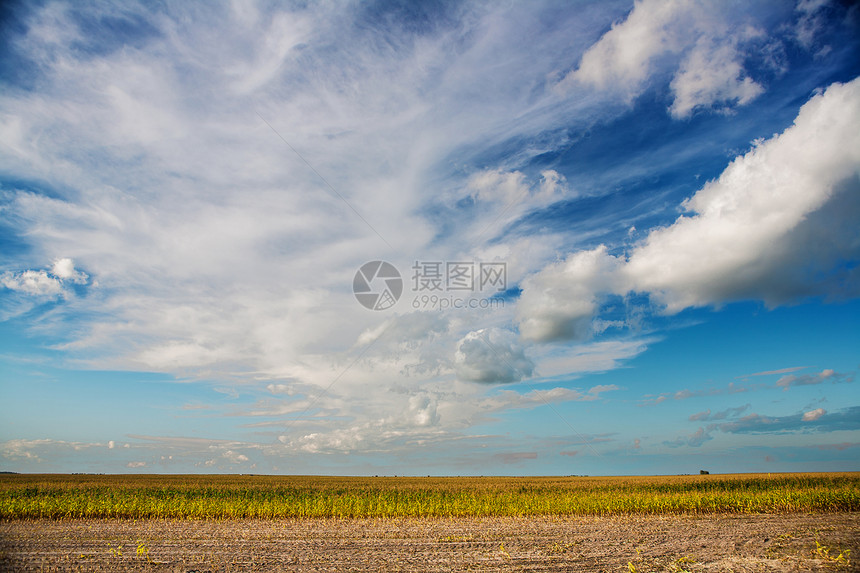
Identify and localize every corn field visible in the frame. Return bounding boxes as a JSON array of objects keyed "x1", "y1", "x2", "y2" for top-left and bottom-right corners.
[{"x1": 1, "y1": 473, "x2": 857, "y2": 519}]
